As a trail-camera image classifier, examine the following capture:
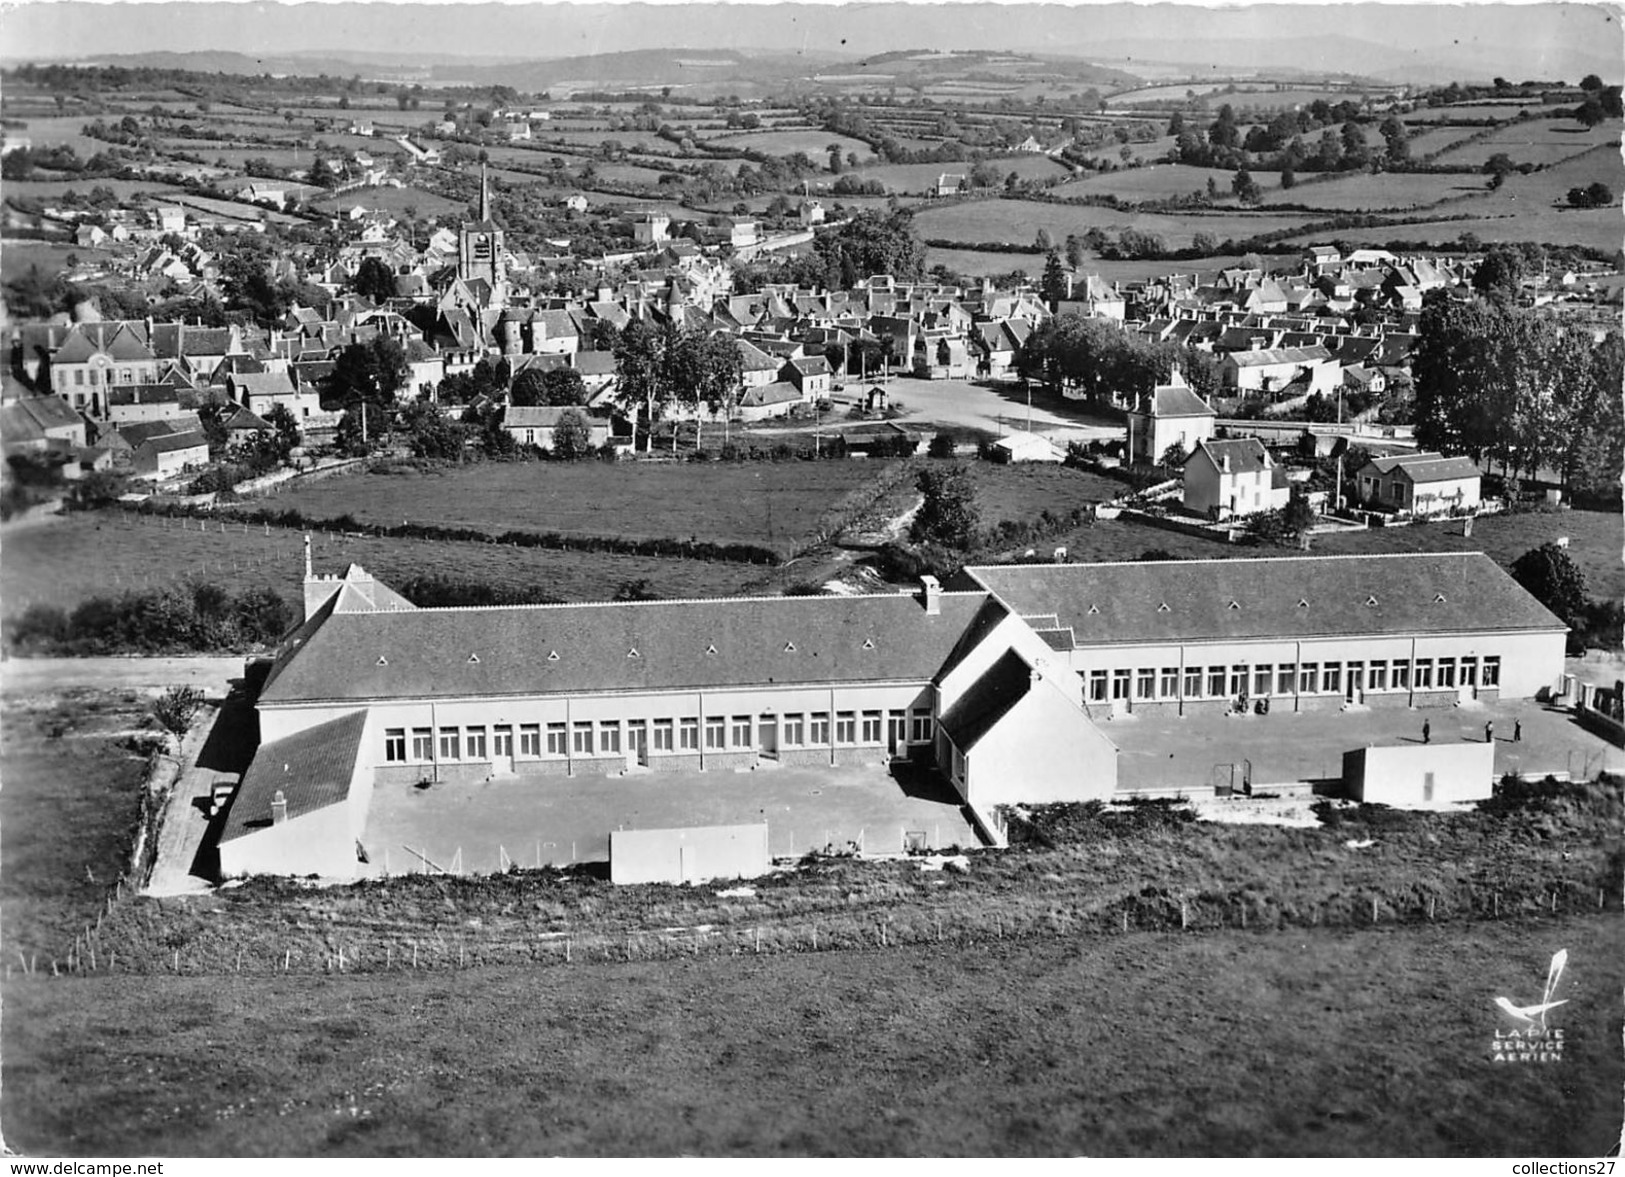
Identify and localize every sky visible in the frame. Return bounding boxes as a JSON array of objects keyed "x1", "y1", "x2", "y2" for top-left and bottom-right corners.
[{"x1": 0, "y1": 0, "x2": 1619, "y2": 79}]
